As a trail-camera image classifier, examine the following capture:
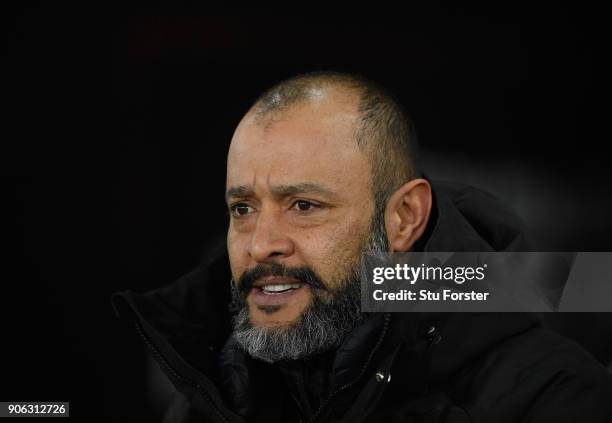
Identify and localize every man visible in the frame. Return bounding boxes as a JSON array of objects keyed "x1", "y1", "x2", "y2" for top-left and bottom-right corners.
[{"x1": 112, "y1": 72, "x2": 612, "y2": 422}]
